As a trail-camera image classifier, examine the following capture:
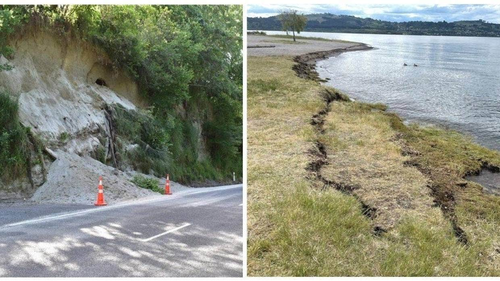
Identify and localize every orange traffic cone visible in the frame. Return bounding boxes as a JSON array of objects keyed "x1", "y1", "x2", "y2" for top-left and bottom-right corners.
[
  {"x1": 164, "y1": 174, "x2": 172, "y2": 195},
  {"x1": 95, "y1": 176, "x2": 107, "y2": 206}
]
